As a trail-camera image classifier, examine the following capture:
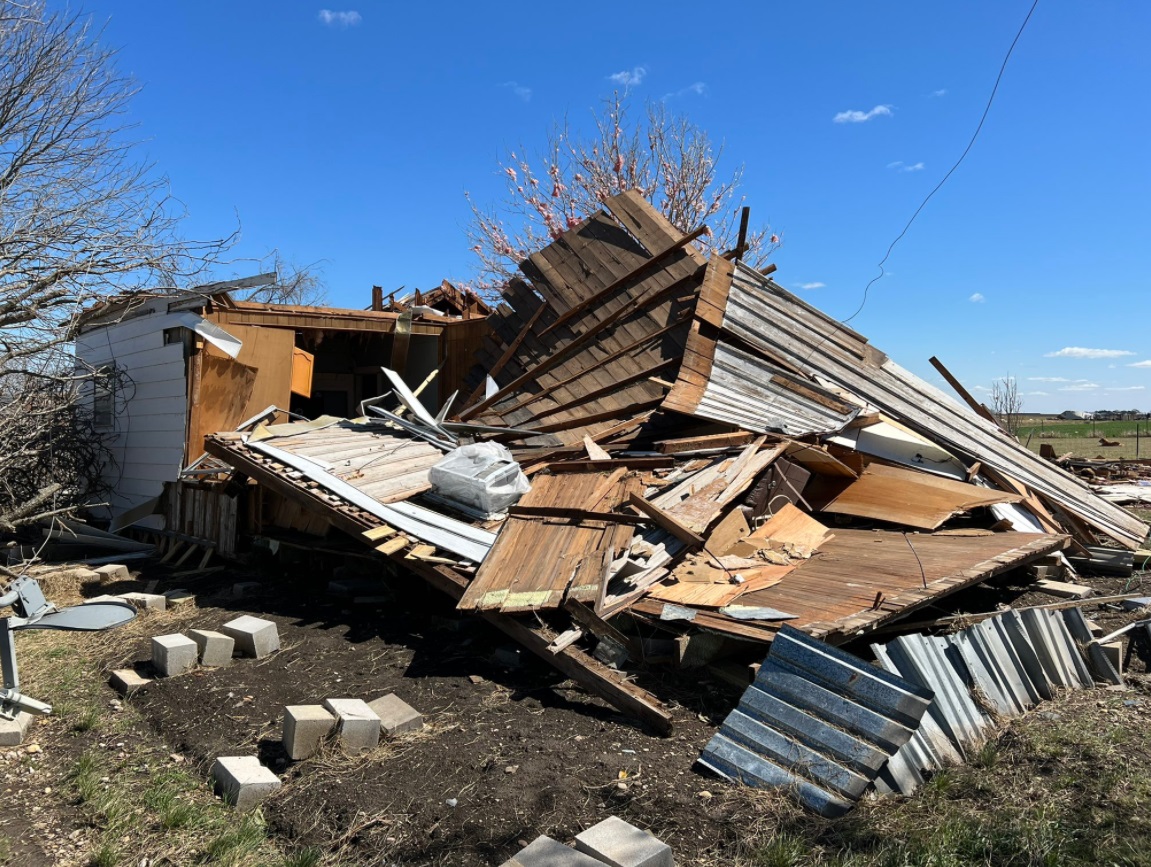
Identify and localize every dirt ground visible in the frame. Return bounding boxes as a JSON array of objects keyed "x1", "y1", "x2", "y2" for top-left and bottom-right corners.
[{"x1": 2, "y1": 541, "x2": 1150, "y2": 866}]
